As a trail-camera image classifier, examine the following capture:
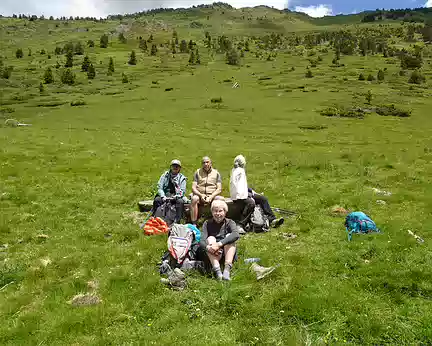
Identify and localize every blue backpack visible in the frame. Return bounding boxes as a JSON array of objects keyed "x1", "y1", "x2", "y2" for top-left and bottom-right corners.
[{"x1": 345, "y1": 212, "x2": 380, "y2": 241}]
